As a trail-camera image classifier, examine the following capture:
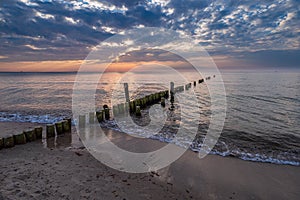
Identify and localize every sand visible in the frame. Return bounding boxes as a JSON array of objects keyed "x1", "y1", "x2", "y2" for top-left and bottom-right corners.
[{"x1": 0, "y1": 122, "x2": 299, "y2": 200}]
